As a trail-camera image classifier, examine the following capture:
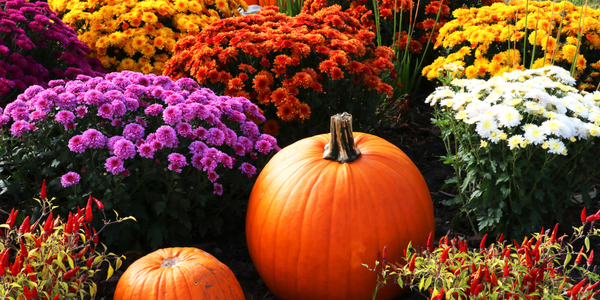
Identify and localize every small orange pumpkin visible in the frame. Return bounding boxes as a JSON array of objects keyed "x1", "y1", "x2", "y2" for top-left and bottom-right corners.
[
  {"x1": 114, "y1": 247, "x2": 245, "y2": 300},
  {"x1": 246, "y1": 113, "x2": 435, "y2": 300}
]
